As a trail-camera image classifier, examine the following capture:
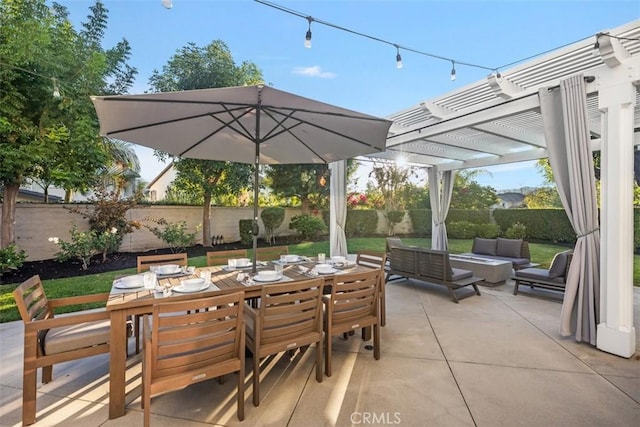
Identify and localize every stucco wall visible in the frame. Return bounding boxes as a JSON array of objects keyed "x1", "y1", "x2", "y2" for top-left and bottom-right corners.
[{"x1": 6, "y1": 204, "x2": 302, "y2": 261}]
